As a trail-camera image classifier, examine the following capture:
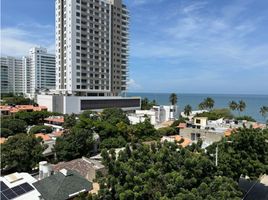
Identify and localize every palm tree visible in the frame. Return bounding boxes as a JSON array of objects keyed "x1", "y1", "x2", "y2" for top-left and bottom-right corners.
[
  {"x1": 200, "y1": 97, "x2": 215, "y2": 111},
  {"x1": 169, "y1": 93, "x2": 177, "y2": 105},
  {"x1": 260, "y1": 106, "x2": 268, "y2": 122},
  {"x1": 198, "y1": 102, "x2": 206, "y2": 110},
  {"x1": 237, "y1": 100, "x2": 246, "y2": 116},
  {"x1": 229, "y1": 101, "x2": 238, "y2": 112},
  {"x1": 184, "y1": 104, "x2": 192, "y2": 117}
]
